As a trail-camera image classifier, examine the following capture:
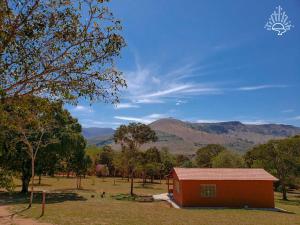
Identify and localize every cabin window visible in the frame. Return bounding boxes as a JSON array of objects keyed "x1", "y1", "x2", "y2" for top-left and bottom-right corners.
[
  {"x1": 201, "y1": 184, "x2": 216, "y2": 197},
  {"x1": 174, "y1": 180, "x2": 180, "y2": 193}
]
